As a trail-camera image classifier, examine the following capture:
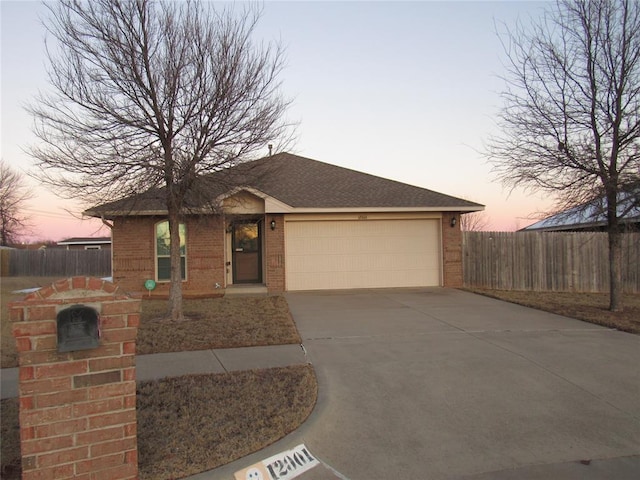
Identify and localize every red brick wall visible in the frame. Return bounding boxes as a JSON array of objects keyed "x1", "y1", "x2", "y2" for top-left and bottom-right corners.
[
  {"x1": 442, "y1": 213, "x2": 463, "y2": 287},
  {"x1": 112, "y1": 212, "x2": 463, "y2": 293},
  {"x1": 186, "y1": 216, "x2": 225, "y2": 292},
  {"x1": 264, "y1": 214, "x2": 285, "y2": 293},
  {"x1": 112, "y1": 216, "x2": 225, "y2": 297},
  {"x1": 112, "y1": 217, "x2": 155, "y2": 292},
  {"x1": 10, "y1": 277, "x2": 140, "y2": 480}
]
